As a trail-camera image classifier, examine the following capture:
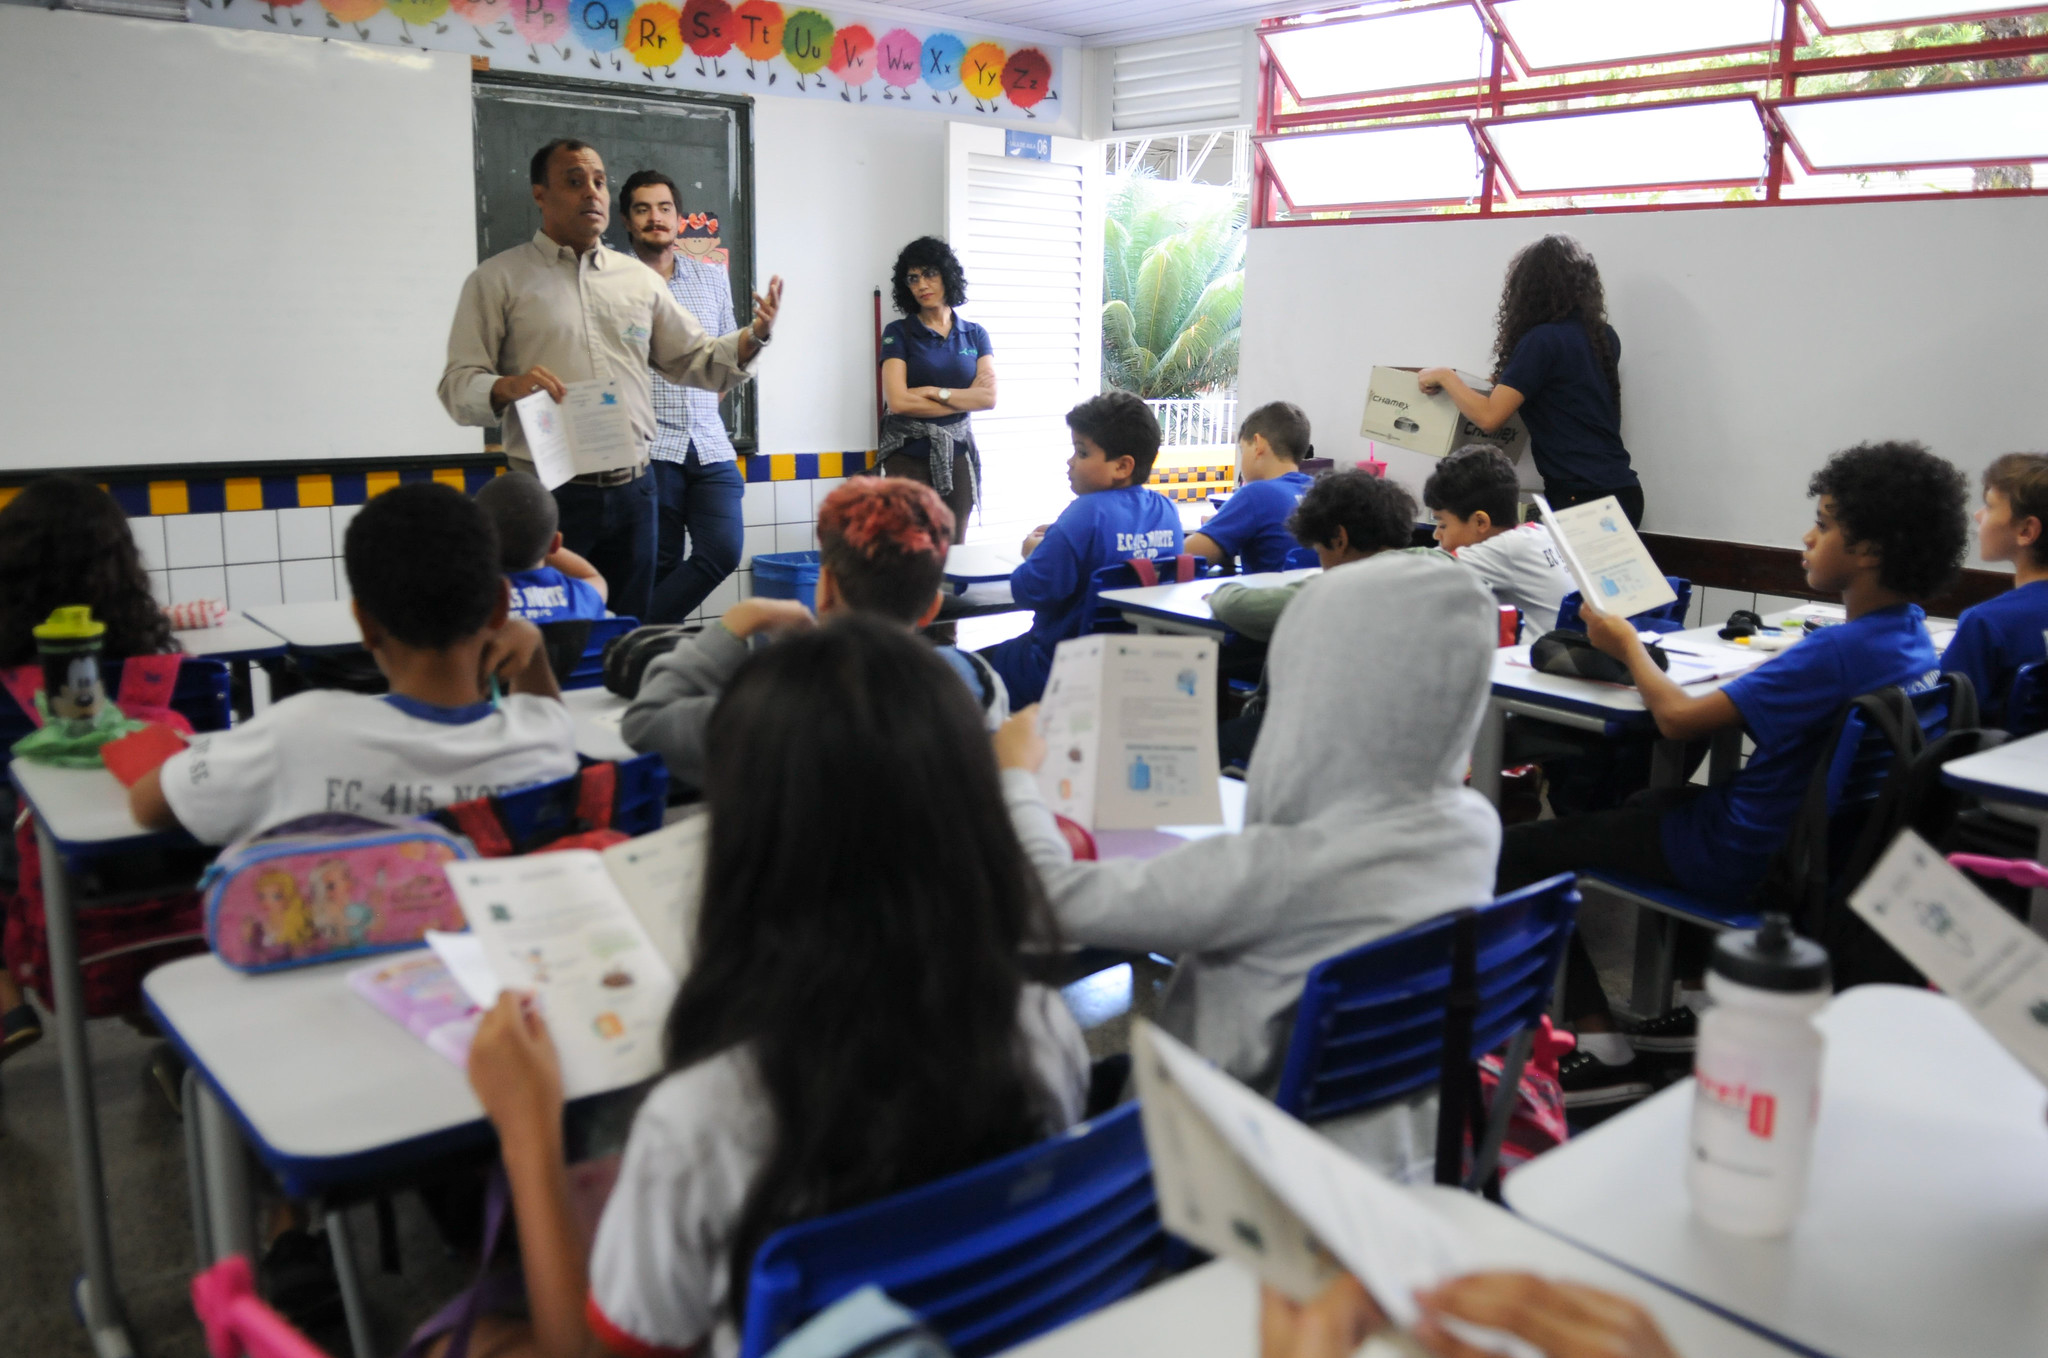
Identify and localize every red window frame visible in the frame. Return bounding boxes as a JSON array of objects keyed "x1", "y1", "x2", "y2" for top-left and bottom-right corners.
[
  {"x1": 1256, "y1": 119, "x2": 1486, "y2": 213},
  {"x1": 1771, "y1": 76, "x2": 2048, "y2": 174},
  {"x1": 1480, "y1": 0, "x2": 1781, "y2": 78},
  {"x1": 1254, "y1": 0, "x2": 2048, "y2": 228},
  {"x1": 1475, "y1": 95, "x2": 1771, "y2": 197},
  {"x1": 1258, "y1": 0, "x2": 1495, "y2": 108},
  {"x1": 1798, "y1": 0, "x2": 2046, "y2": 36}
]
